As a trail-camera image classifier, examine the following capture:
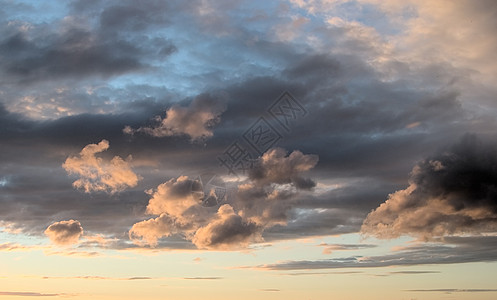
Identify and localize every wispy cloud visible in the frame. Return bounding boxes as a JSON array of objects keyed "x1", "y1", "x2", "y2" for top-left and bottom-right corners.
[
  {"x1": 182, "y1": 277, "x2": 223, "y2": 280},
  {"x1": 406, "y1": 289, "x2": 497, "y2": 293},
  {"x1": 248, "y1": 236, "x2": 497, "y2": 270},
  {"x1": 0, "y1": 291, "x2": 75, "y2": 297}
]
